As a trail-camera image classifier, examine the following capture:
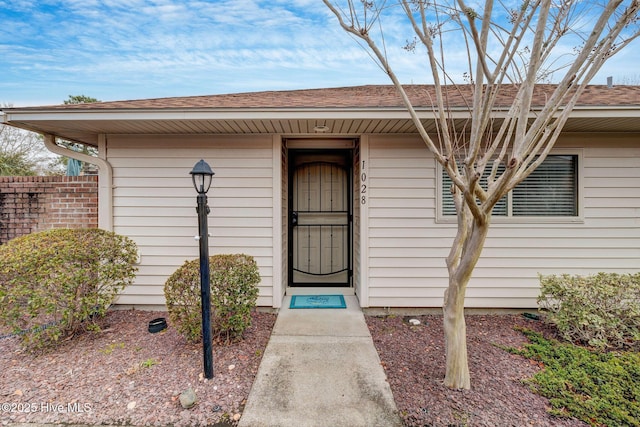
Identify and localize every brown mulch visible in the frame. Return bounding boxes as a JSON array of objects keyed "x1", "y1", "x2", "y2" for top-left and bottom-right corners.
[
  {"x1": 366, "y1": 314, "x2": 587, "y2": 427},
  {"x1": 0, "y1": 310, "x2": 276, "y2": 427},
  {"x1": 1, "y1": 310, "x2": 587, "y2": 426}
]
